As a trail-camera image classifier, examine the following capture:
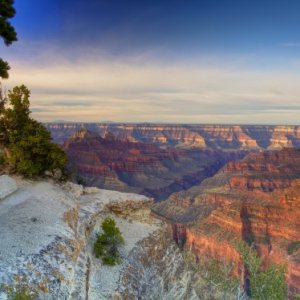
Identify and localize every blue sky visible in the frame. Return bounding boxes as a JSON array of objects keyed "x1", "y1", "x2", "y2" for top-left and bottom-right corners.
[{"x1": 2, "y1": 0, "x2": 300, "y2": 123}]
